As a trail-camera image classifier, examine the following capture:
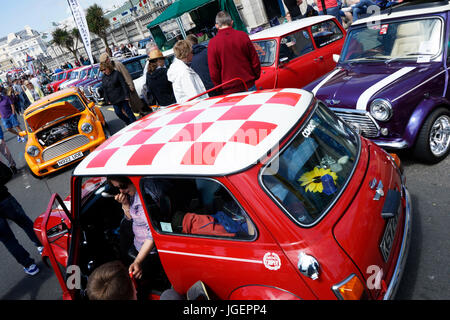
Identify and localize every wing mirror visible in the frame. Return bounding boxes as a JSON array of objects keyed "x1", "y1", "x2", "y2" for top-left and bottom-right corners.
[
  {"x1": 19, "y1": 131, "x2": 27, "y2": 137},
  {"x1": 88, "y1": 101, "x2": 95, "y2": 109}
]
